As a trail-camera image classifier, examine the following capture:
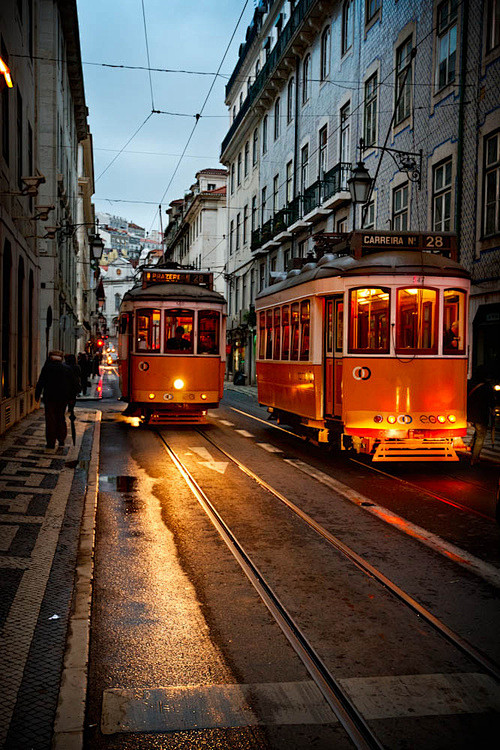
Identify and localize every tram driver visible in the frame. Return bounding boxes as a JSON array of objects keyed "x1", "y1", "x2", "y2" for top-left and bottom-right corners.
[{"x1": 166, "y1": 325, "x2": 191, "y2": 351}]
